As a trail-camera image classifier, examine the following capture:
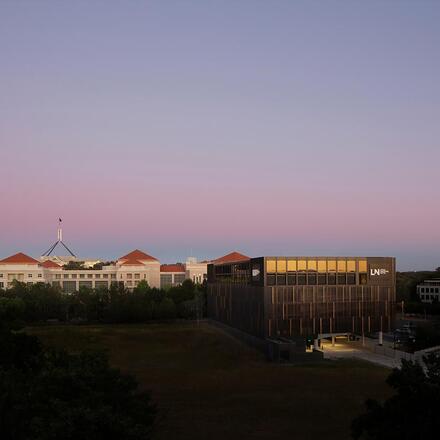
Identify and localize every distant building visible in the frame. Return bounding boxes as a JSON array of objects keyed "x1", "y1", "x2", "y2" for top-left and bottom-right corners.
[
  {"x1": 417, "y1": 279, "x2": 440, "y2": 303},
  {"x1": 160, "y1": 264, "x2": 186, "y2": 289},
  {"x1": 0, "y1": 249, "x2": 162, "y2": 292},
  {"x1": 0, "y1": 249, "x2": 248, "y2": 292}
]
